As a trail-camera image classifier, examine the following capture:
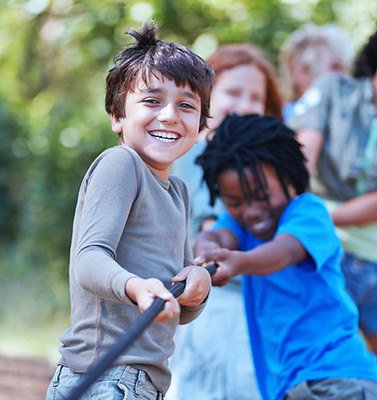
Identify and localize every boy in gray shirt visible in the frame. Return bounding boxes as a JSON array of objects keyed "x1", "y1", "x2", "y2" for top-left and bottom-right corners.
[{"x1": 46, "y1": 21, "x2": 214, "y2": 400}]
